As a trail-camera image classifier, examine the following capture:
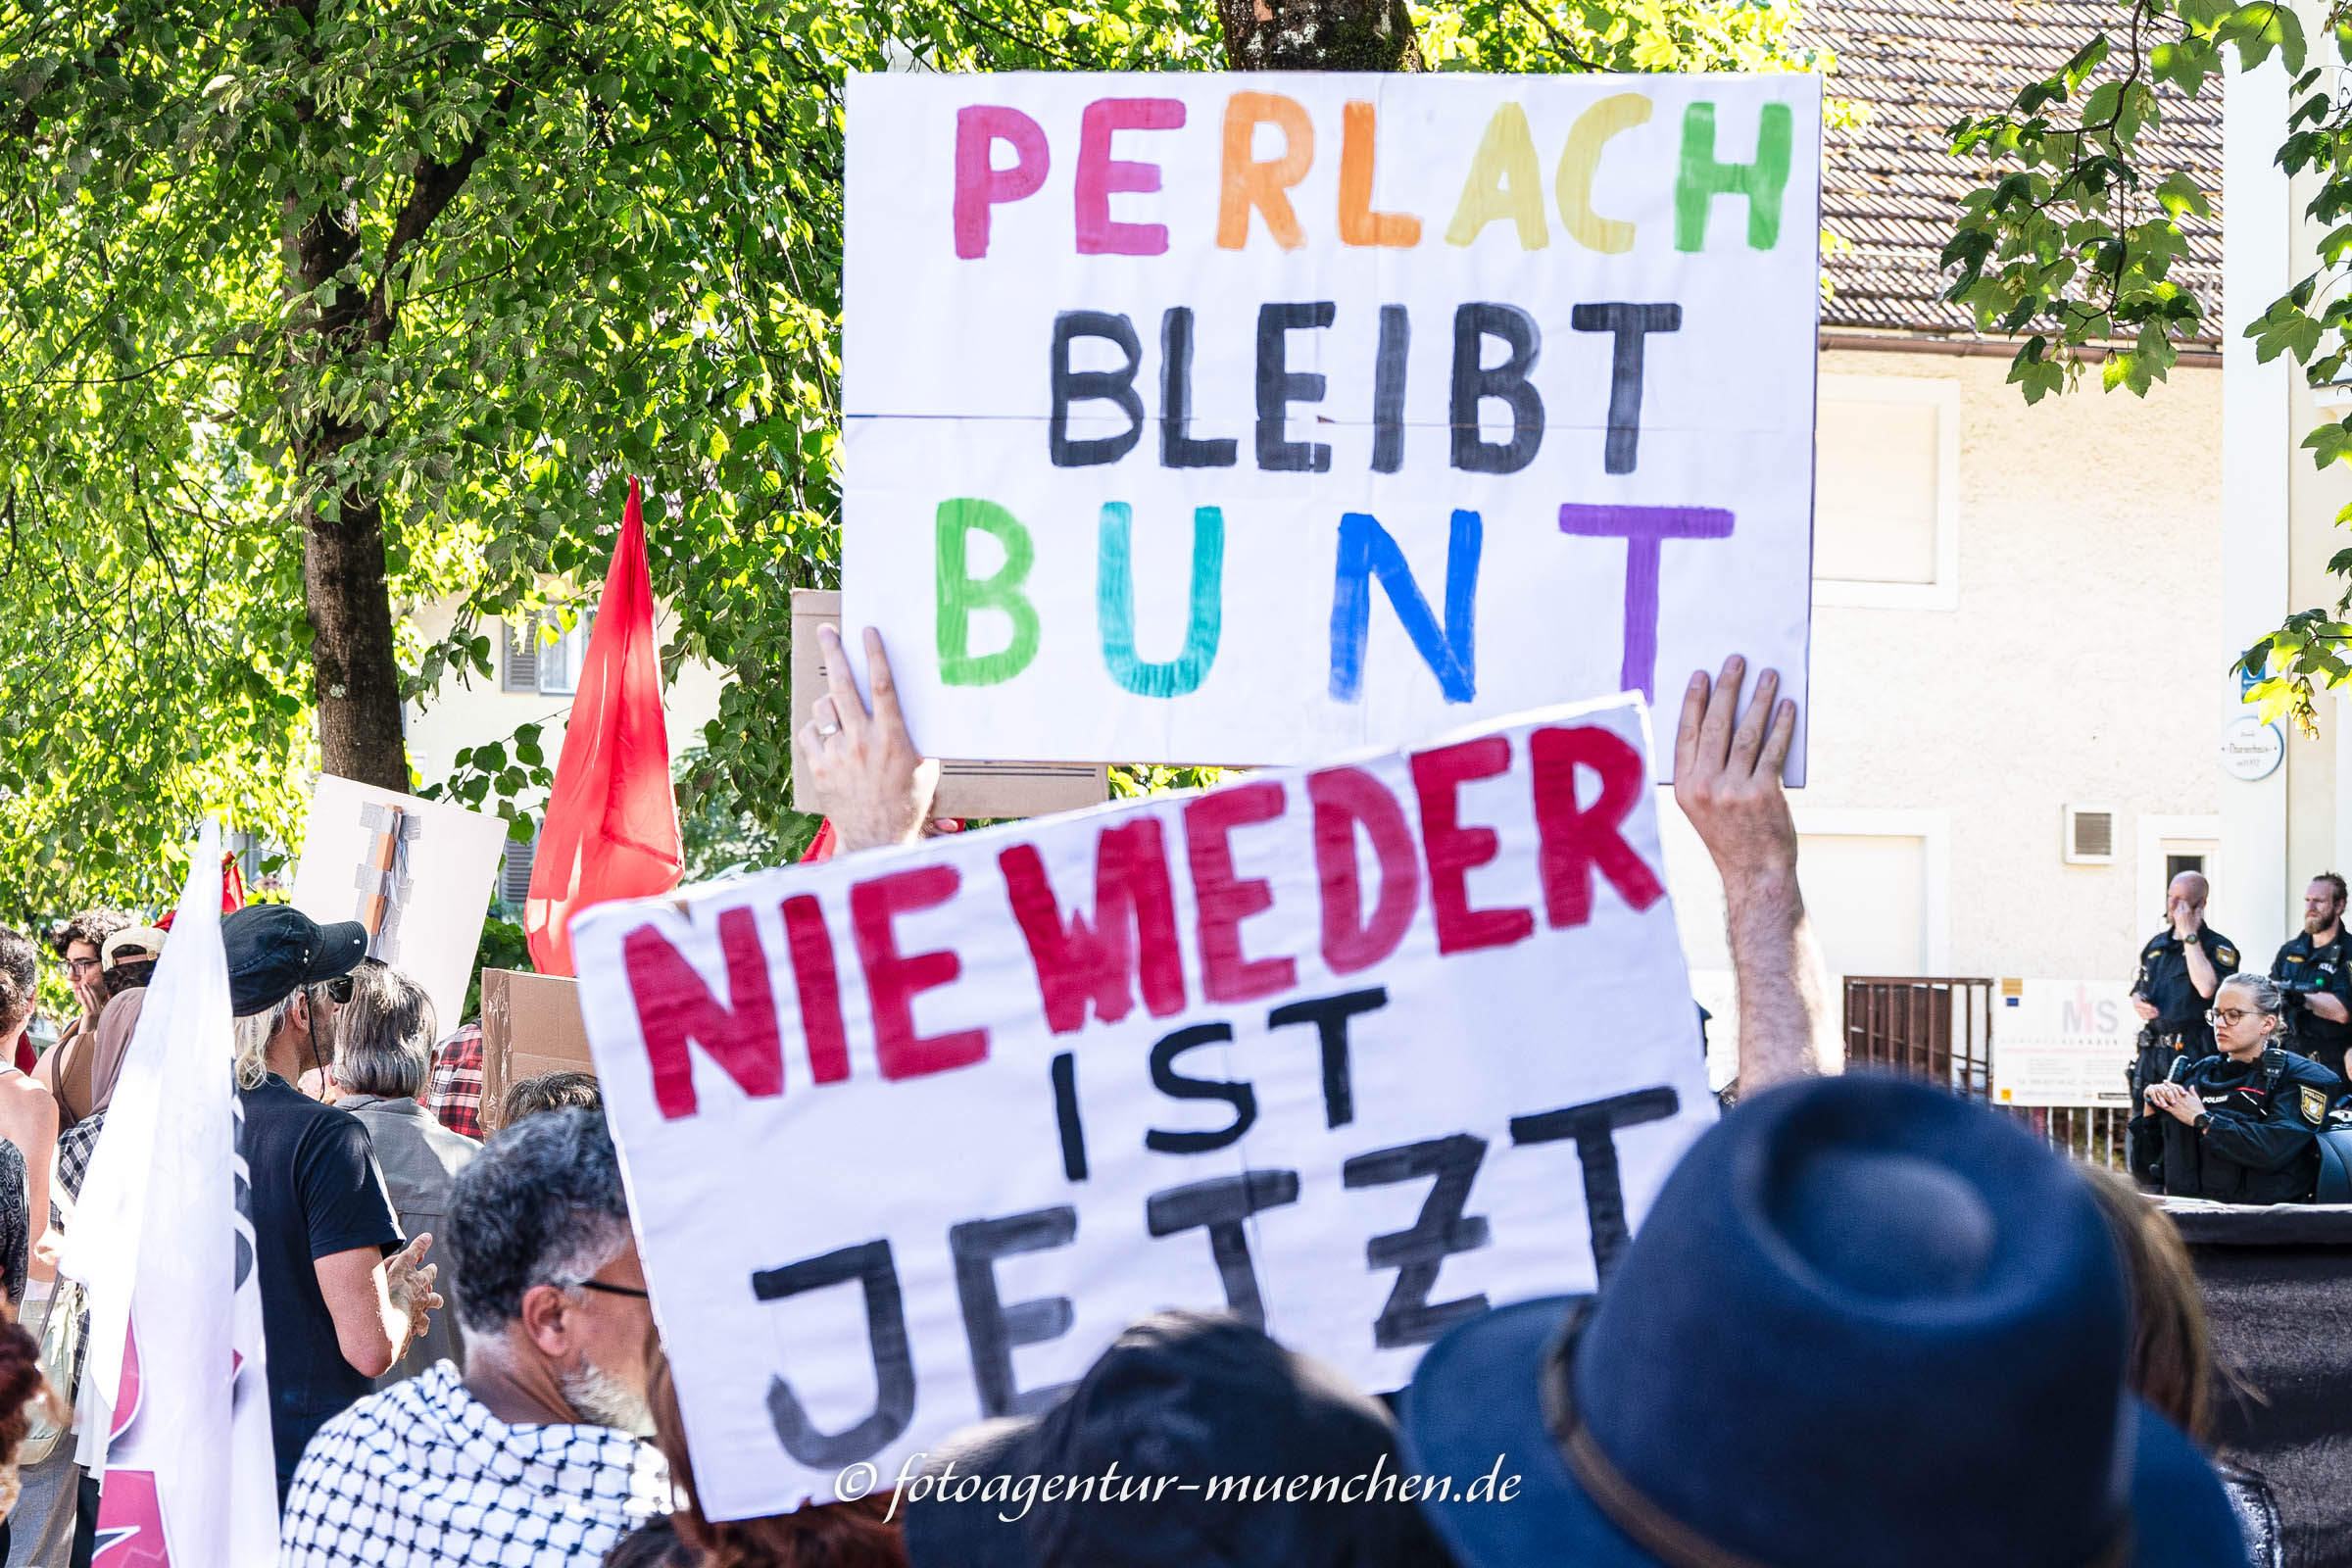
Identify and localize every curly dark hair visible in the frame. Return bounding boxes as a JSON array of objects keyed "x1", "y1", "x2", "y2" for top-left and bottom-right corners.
[
  {"x1": 447, "y1": 1107, "x2": 630, "y2": 1334},
  {"x1": 0, "y1": 1318, "x2": 48, "y2": 1470},
  {"x1": 46, "y1": 908, "x2": 130, "y2": 960},
  {"x1": 0, "y1": 928, "x2": 34, "y2": 1034}
]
